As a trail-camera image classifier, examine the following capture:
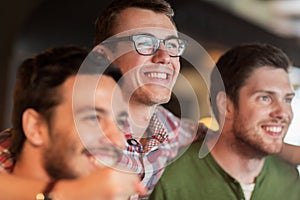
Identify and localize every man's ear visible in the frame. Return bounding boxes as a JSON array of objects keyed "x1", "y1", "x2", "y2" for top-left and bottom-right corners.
[
  {"x1": 22, "y1": 109, "x2": 47, "y2": 146},
  {"x1": 216, "y1": 91, "x2": 227, "y2": 117},
  {"x1": 93, "y1": 44, "x2": 114, "y2": 61},
  {"x1": 216, "y1": 91, "x2": 236, "y2": 121},
  {"x1": 216, "y1": 91, "x2": 234, "y2": 120}
]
